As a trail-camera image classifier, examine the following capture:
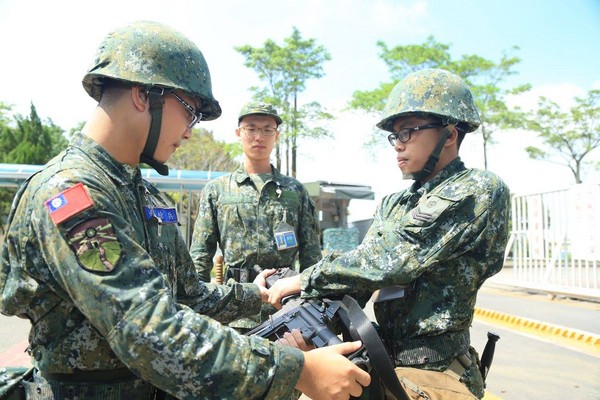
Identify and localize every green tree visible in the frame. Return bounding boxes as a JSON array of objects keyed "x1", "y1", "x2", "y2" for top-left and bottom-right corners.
[
  {"x1": 349, "y1": 36, "x2": 530, "y2": 169},
  {"x1": 165, "y1": 127, "x2": 240, "y2": 239},
  {"x1": 235, "y1": 27, "x2": 333, "y2": 177},
  {"x1": 3, "y1": 103, "x2": 67, "y2": 165},
  {"x1": 525, "y1": 89, "x2": 600, "y2": 184},
  {"x1": 0, "y1": 102, "x2": 15, "y2": 237},
  {"x1": 168, "y1": 127, "x2": 240, "y2": 172},
  {"x1": 0, "y1": 103, "x2": 68, "y2": 235}
]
